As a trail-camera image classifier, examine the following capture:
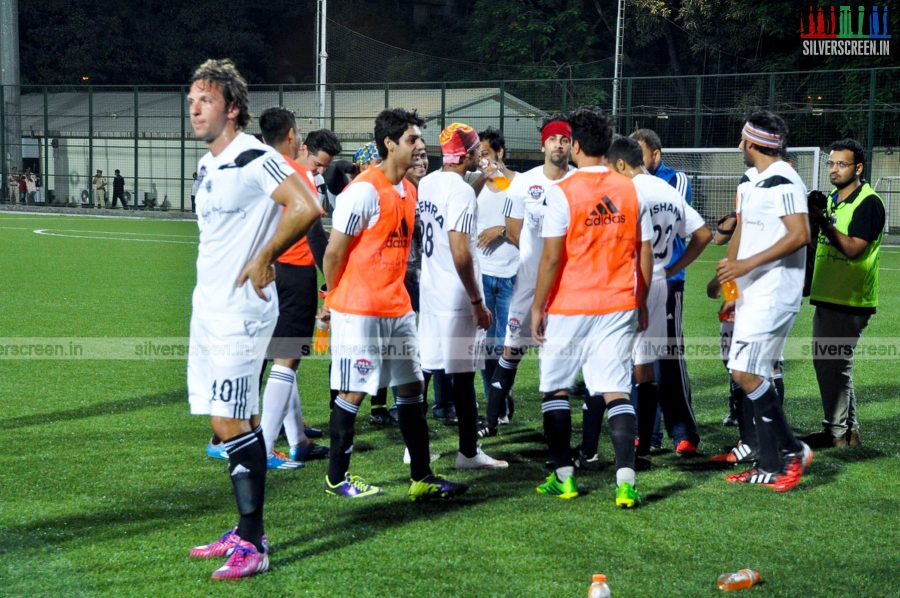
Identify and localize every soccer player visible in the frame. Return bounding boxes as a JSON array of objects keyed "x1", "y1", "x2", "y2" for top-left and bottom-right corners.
[
  {"x1": 474, "y1": 127, "x2": 518, "y2": 415},
  {"x1": 607, "y1": 136, "x2": 712, "y2": 470},
  {"x1": 631, "y1": 128, "x2": 700, "y2": 455},
  {"x1": 300, "y1": 128, "x2": 342, "y2": 207},
  {"x1": 255, "y1": 107, "x2": 332, "y2": 467},
  {"x1": 418, "y1": 122, "x2": 508, "y2": 470},
  {"x1": 531, "y1": 106, "x2": 653, "y2": 507},
  {"x1": 185, "y1": 59, "x2": 321, "y2": 579},
  {"x1": 716, "y1": 110, "x2": 813, "y2": 491},
  {"x1": 478, "y1": 115, "x2": 574, "y2": 439},
  {"x1": 321, "y1": 108, "x2": 469, "y2": 500}
]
